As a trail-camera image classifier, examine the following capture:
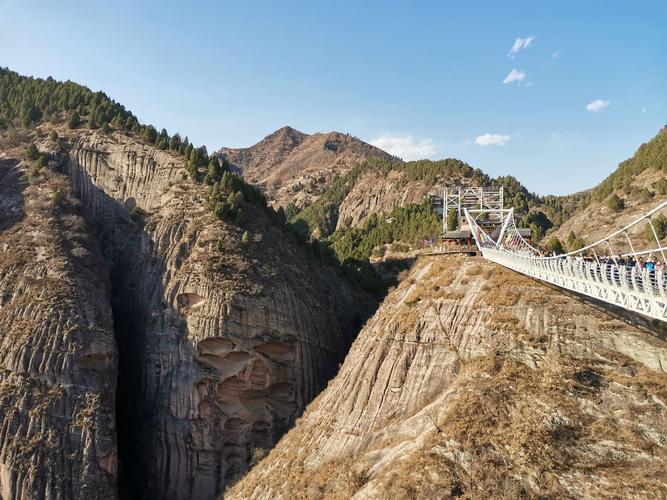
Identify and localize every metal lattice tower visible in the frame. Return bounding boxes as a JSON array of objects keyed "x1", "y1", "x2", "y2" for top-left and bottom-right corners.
[{"x1": 440, "y1": 186, "x2": 505, "y2": 233}]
